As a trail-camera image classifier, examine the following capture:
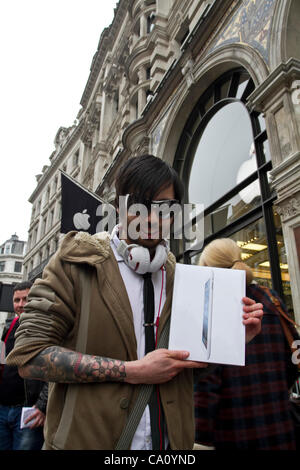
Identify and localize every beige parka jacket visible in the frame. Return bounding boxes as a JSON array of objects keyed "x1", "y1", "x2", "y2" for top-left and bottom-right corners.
[{"x1": 7, "y1": 231, "x2": 195, "y2": 450}]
